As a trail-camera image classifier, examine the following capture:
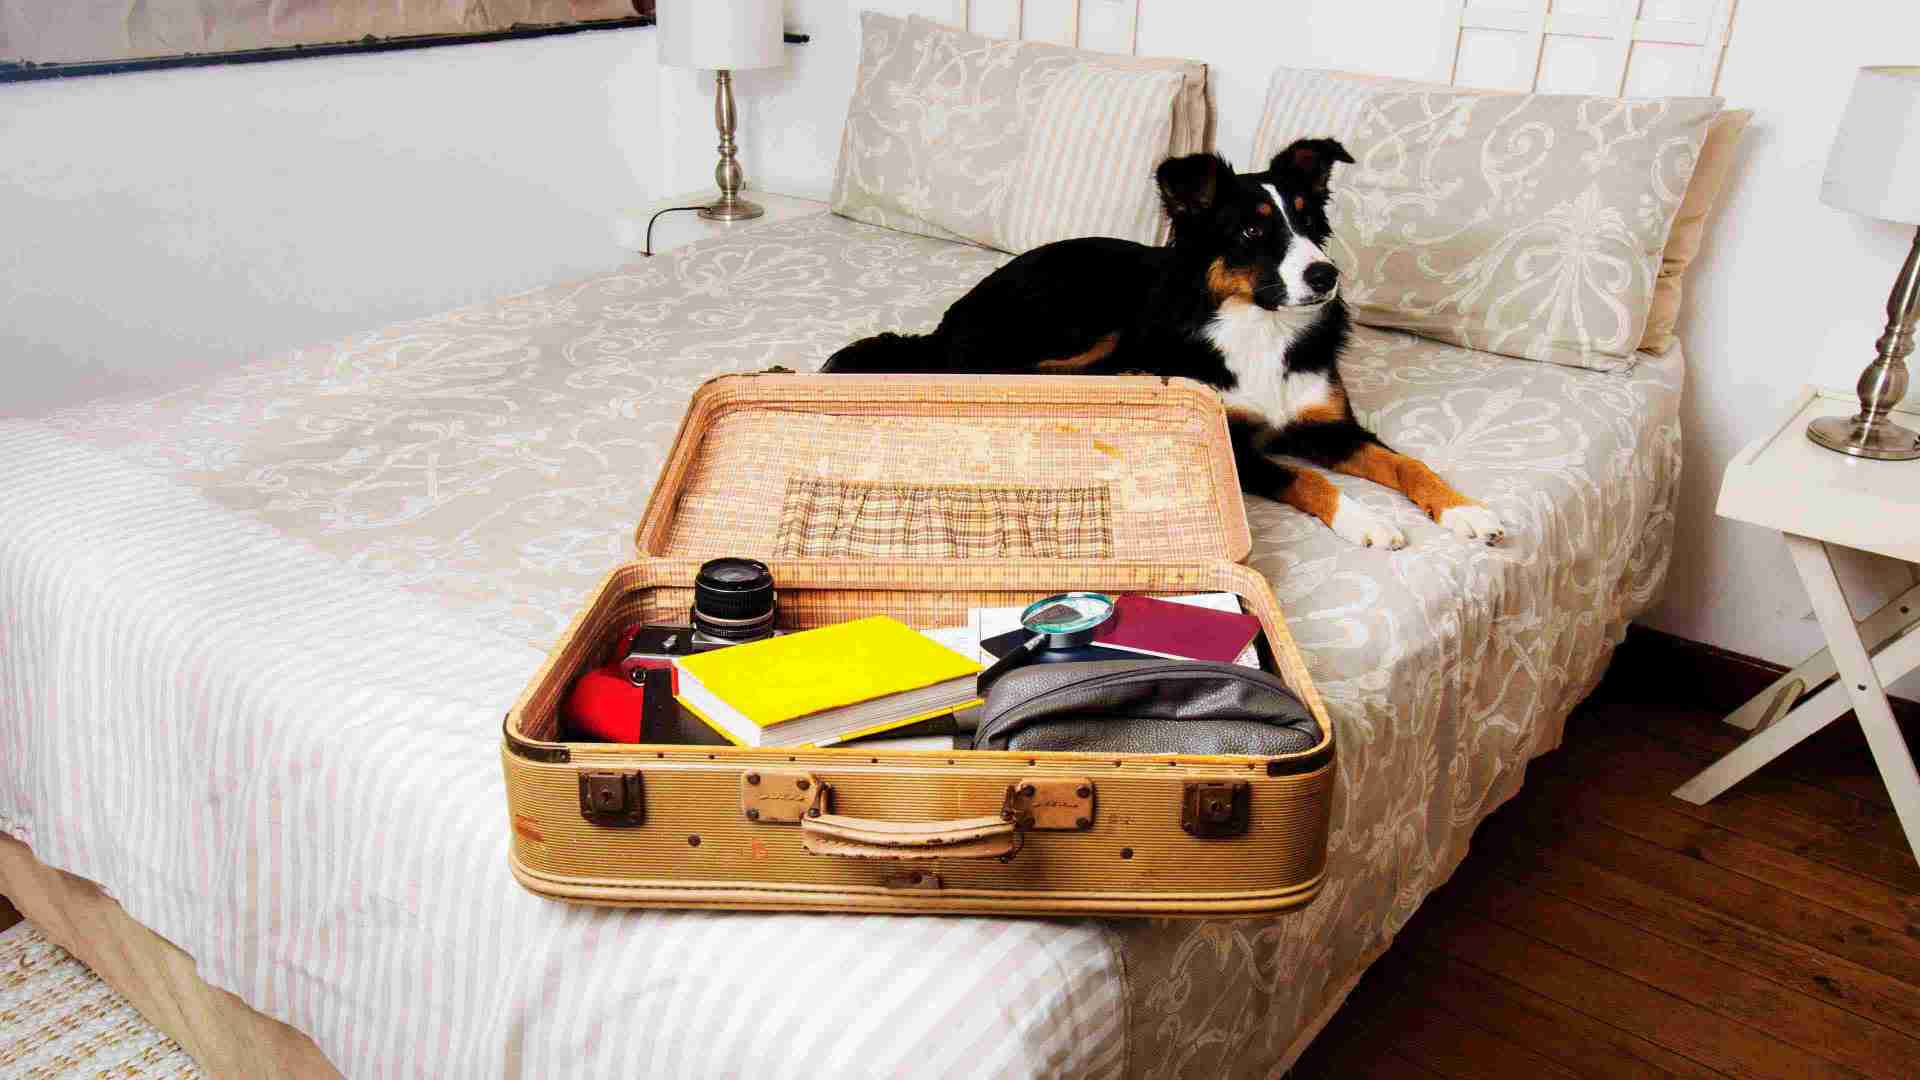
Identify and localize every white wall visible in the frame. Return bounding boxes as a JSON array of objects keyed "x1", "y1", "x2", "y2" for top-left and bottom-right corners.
[
  {"x1": 1, "y1": 27, "x2": 663, "y2": 417},
  {"x1": 650, "y1": 0, "x2": 1373, "y2": 202},
  {"x1": 9, "y1": 0, "x2": 1914, "y2": 678},
  {"x1": 655, "y1": 0, "x2": 952, "y2": 201},
  {"x1": 660, "y1": 0, "x2": 1460, "y2": 202},
  {"x1": 712, "y1": 0, "x2": 1920, "y2": 677},
  {"x1": 1202, "y1": 0, "x2": 1920, "y2": 678},
  {"x1": 1650, "y1": 2, "x2": 1920, "y2": 677},
  {"x1": 1177, "y1": 0, "x2": 1920, "y2": 677}
]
